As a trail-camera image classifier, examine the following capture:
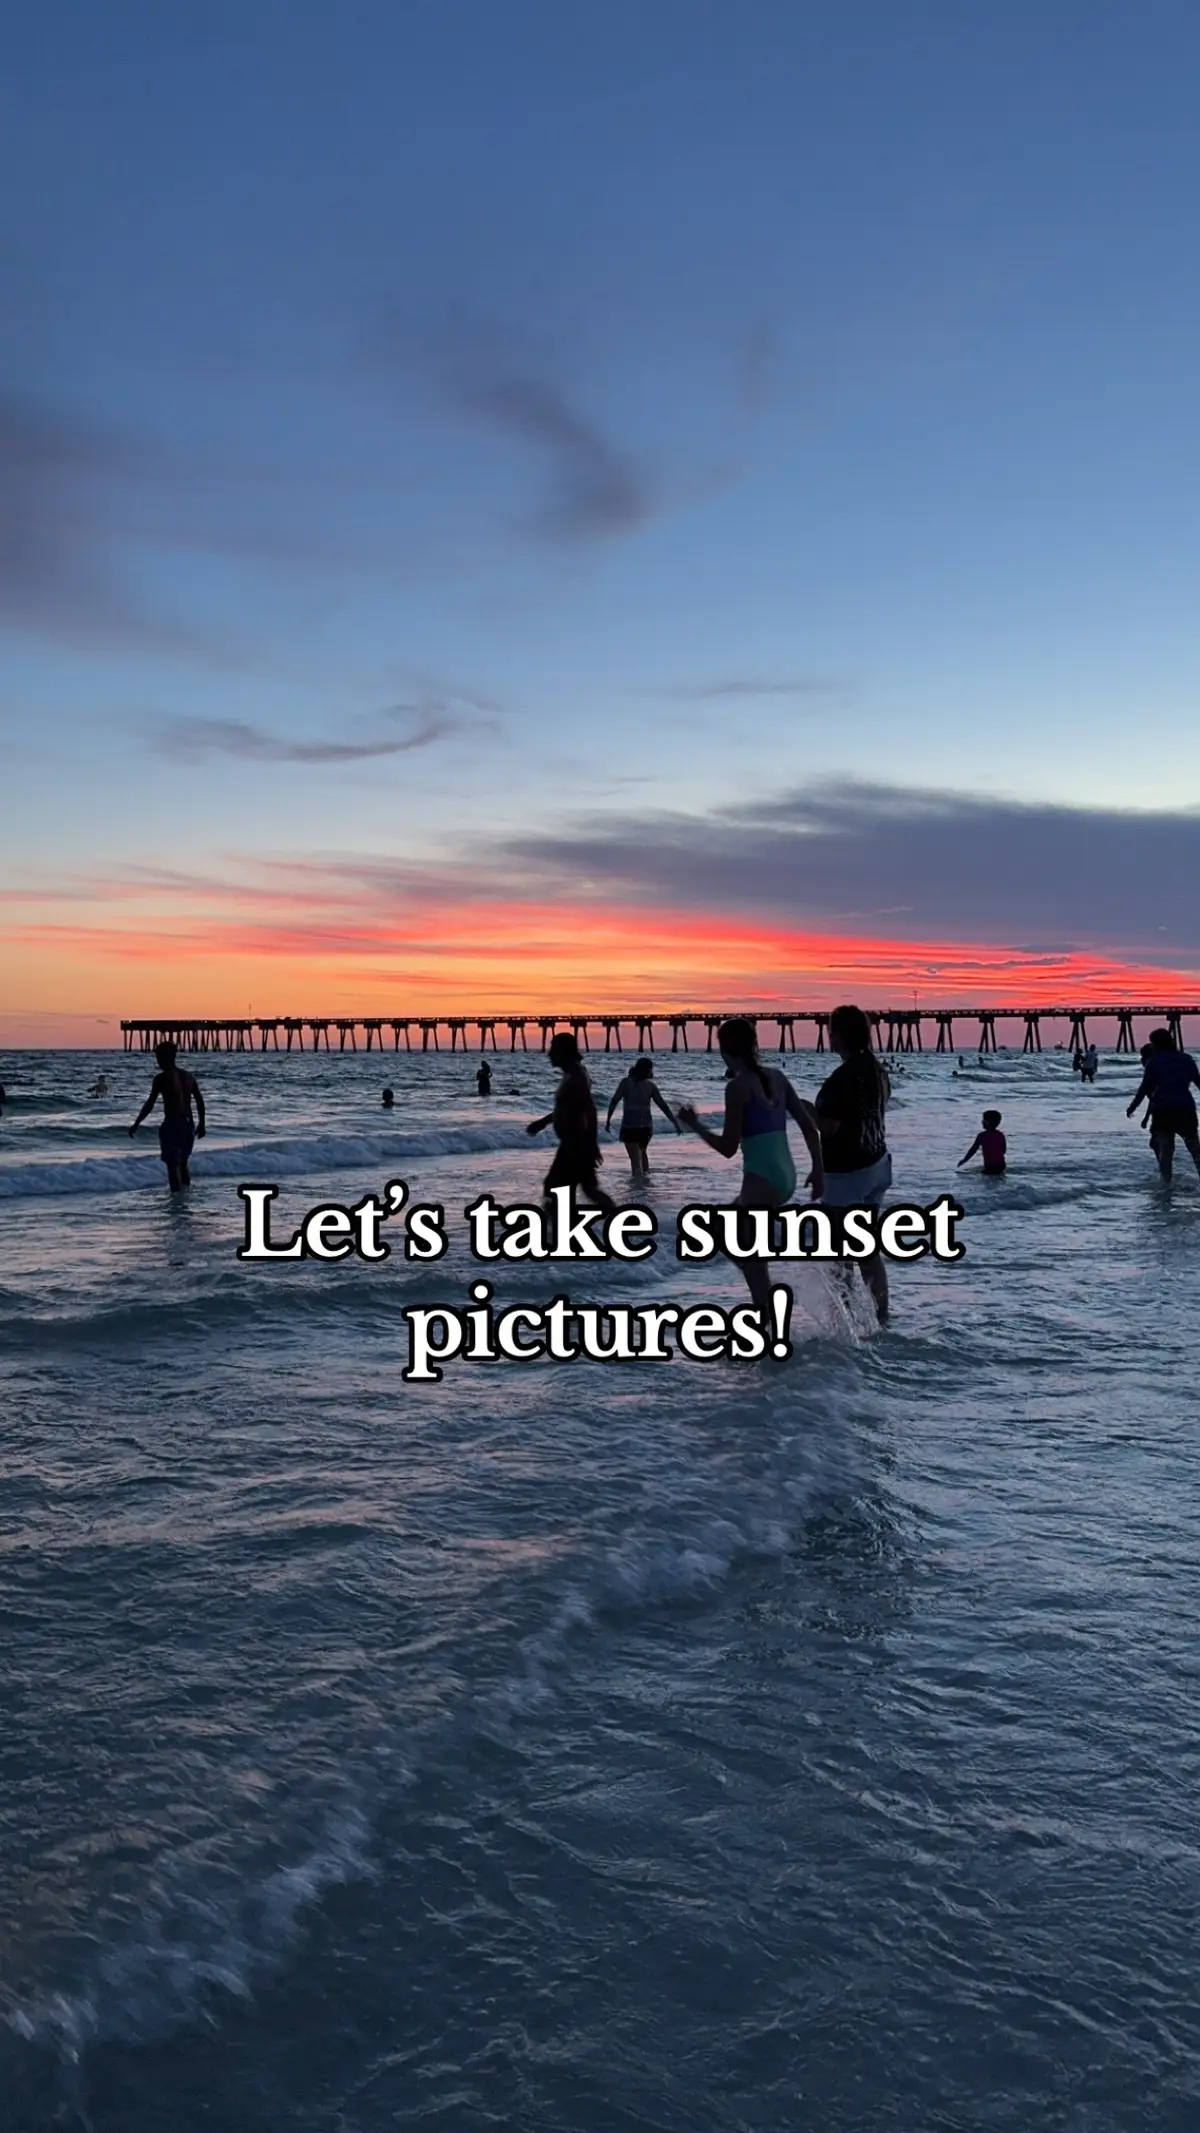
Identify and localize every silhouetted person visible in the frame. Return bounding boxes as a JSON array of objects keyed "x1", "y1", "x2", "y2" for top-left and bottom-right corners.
[
  {"x1": 1126, "y1": 1029, "x2": 1200, "y2": 1181},
  {"x1": 528, "y1": 1032, "x2": 617, "y2": 1217},
  {"x1": 678, "y1": 1017, "x2": 823, "y2": 1317},
  {"x1": 88, "y1": 1074, "x2": 109, "y2": 1097},
  {"x1": 129, "y1": 1041, "x2": 205, "y2": 1191},
  {"x1": 382, "y1": 1087, "x2": 395, "y2": 1109},
  {"x1": 959, "y1": 1108, "x2": 1007, "y2": 1176},
  {"x1": 814, "y1": 1004, "x2": 892, "y2": 1323},
  {"x1": 476, "y1": 1061, "x2": 492, "y2": 1097},
  {"x1": 605, "y1": 1055, "x2": 680, "y2": 1177}
]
